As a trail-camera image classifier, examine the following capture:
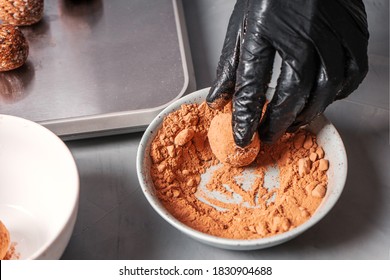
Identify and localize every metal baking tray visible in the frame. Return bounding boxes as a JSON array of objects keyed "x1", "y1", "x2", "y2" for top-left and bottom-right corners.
[{"x1": 0, "y1": 0, "x2": 195, "y2": 140}]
